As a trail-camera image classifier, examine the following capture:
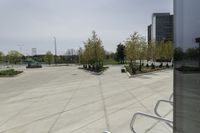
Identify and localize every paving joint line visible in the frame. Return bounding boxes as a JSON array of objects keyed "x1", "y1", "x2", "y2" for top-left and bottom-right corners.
[
  {"x1": 0, "y1": 97, "x2": 43, "y2": 129},
  {"x1": 98, "y1": 76, "x2": 110, "y2": 131},
  {"x1": 47, "y1": 74, "x2": 90, "y2": 133},
  {"x1": 0, "y1": 87, "x2": 128, "y2": 132}
]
